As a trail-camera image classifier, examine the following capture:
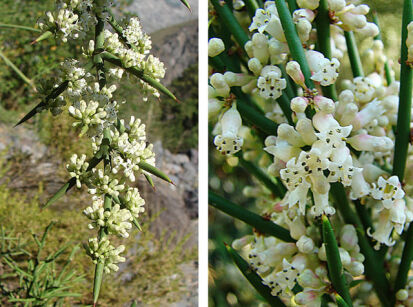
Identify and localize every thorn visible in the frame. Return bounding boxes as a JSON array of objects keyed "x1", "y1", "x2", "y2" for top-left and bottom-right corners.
[{"x1": 30, "y1": 39, "x2": 37, "y2": 45}]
